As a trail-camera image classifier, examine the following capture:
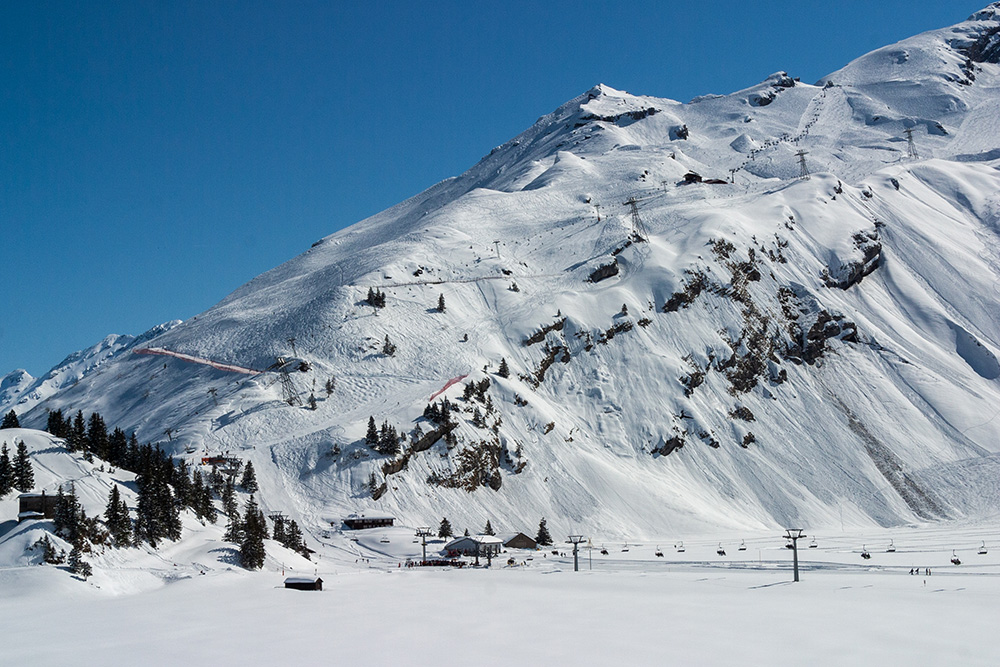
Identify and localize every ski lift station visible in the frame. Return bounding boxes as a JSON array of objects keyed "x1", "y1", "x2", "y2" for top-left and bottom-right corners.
[{"x1": 341, "y1": 513, "x2": 395, "y2": 530}]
